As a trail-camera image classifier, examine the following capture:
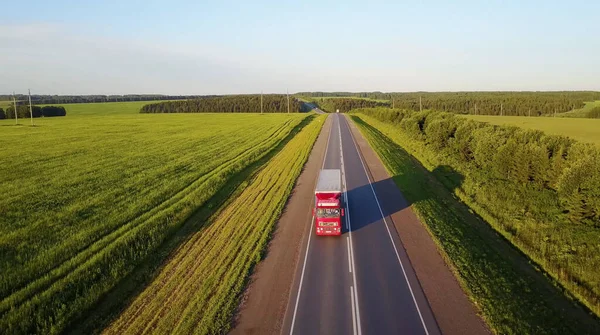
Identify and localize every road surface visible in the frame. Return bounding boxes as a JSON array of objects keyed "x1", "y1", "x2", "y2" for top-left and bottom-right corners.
[{"x1": 282, "y1": 114, "x2": 440, "y2": 335}]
